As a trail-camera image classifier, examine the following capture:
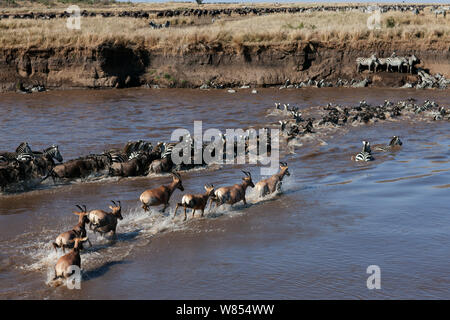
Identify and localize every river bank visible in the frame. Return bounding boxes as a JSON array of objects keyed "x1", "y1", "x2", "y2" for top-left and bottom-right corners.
[{"x1": 1, "y1": 40, "x2": 449, "y2": 92}]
